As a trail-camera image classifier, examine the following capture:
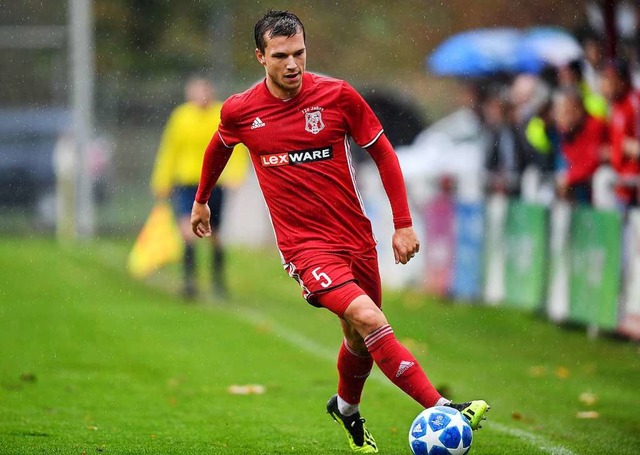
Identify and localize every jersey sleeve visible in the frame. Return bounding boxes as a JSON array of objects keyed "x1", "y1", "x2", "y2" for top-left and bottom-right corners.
[
  {"x1": 340, "y1": 82, "x2": 384, "y2": 148},
  {"x1": 366, "y1": 133, "x2": 413, "y2": 229},
  {"x1": 195, "y1": 133, "x2": 234, "y2": 204},
  {"x1": 217, "y1": 97, "x2": 242, "y2": 147}
]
